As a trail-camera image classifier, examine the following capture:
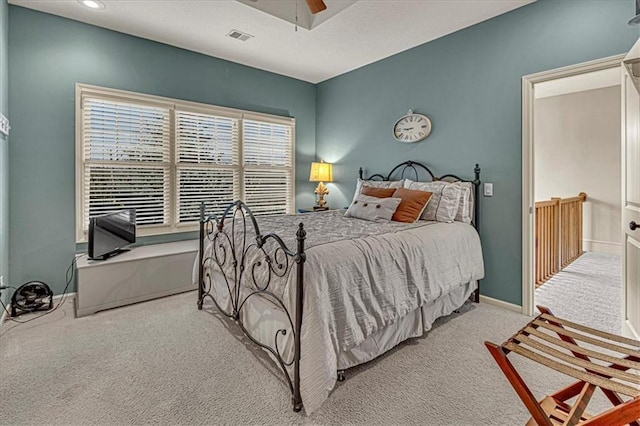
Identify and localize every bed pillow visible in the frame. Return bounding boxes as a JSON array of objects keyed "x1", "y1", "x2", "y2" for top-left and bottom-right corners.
[
  {"x1": 391, "y1": 188, "x2": 433, "y2": 223},
  {"x1": 453, "y1": 181, "x2": 474, "y2": 224},
  {"x1": 360, "y1": 186, "x2": 396, "y2": 198},
  {"x1": 404, "y1": 180, "x2": 461, "y2": 223},
  {"x1": 352, "y1": 178, "x2": 404, "y2": 203},
  {"x1": 345, "y1": 194, "x2": 402, "y2": 222}
]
